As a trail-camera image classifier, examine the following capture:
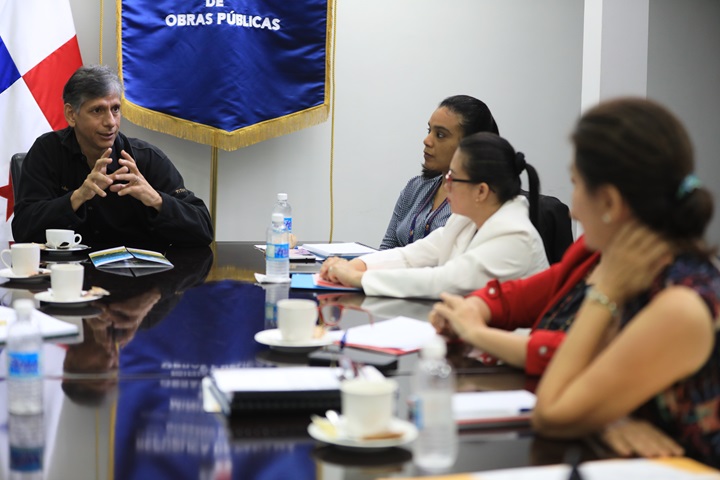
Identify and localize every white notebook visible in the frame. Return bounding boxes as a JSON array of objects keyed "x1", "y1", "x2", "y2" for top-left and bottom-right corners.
[{"x1": 453, "y1": 390, "x2": 536, "y2": 427}]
